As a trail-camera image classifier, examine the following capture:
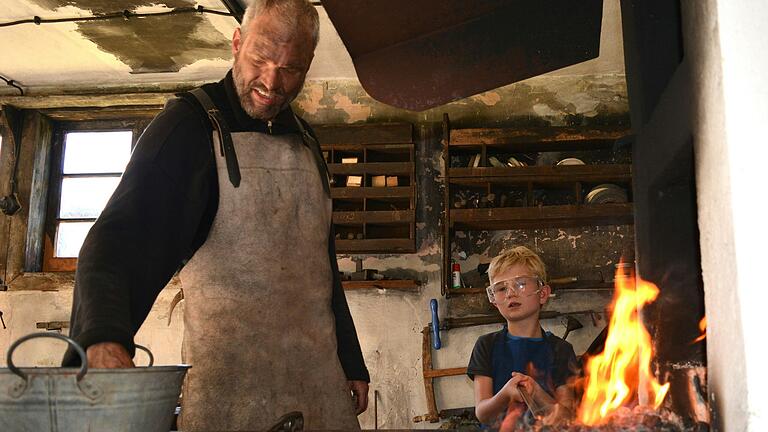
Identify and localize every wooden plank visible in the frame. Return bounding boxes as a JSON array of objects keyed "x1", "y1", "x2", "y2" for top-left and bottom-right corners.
[
  {"x1": 342, "y1": 280, "x2": 421, "y2": 290},
  {"x1": 328, "y1": 162, "x2": 413, "y2": 175},
  {"x1": 6, "y1": 112, "x2": 48, "y2": 280},
  {"x1": 331, "y1": 186, "x2": 413, "y2": 199},
  {"x1": 320, "y1": 143, "x2": 413, "y2": 152},
  {"x1": 449, "y1": 127, "x2": 628, "y2": 147},
  {"x1": 335, "y1": 238, "x2": 415, "y2": 253},
  {"x1": 41, "y1": 106, "x2": 161, "y2": 121},
  {"x1": 421, "y1": 326, "x2": 440, "y2": 423},
  {"x1": 448, "y1": 164, "x2": 632, "y2": 184},
  {"x1": 314, "y1": 123, "x2": 413, "y2": 145},
  {"x1": 24, "y1": 114, "x2": 54, "y2": 272},
  {"x1": 0, "y1": 92, "x2": 176, "y2": 110},
  {"x1": 333, "y1": 210, "x2": 414, "y2": 225},
  {"x1": 450, "y1": 203, "x2": 634, "y2": 230},
  {"x1": 0, "y1": 110, "x2": 16, "y2": 282},
  {"x1": 423, "y1": 367, "x2": 467, "y2": 379},
  {"x1": 5, "y1": 270, "x2": 75, "y2": 292}
]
